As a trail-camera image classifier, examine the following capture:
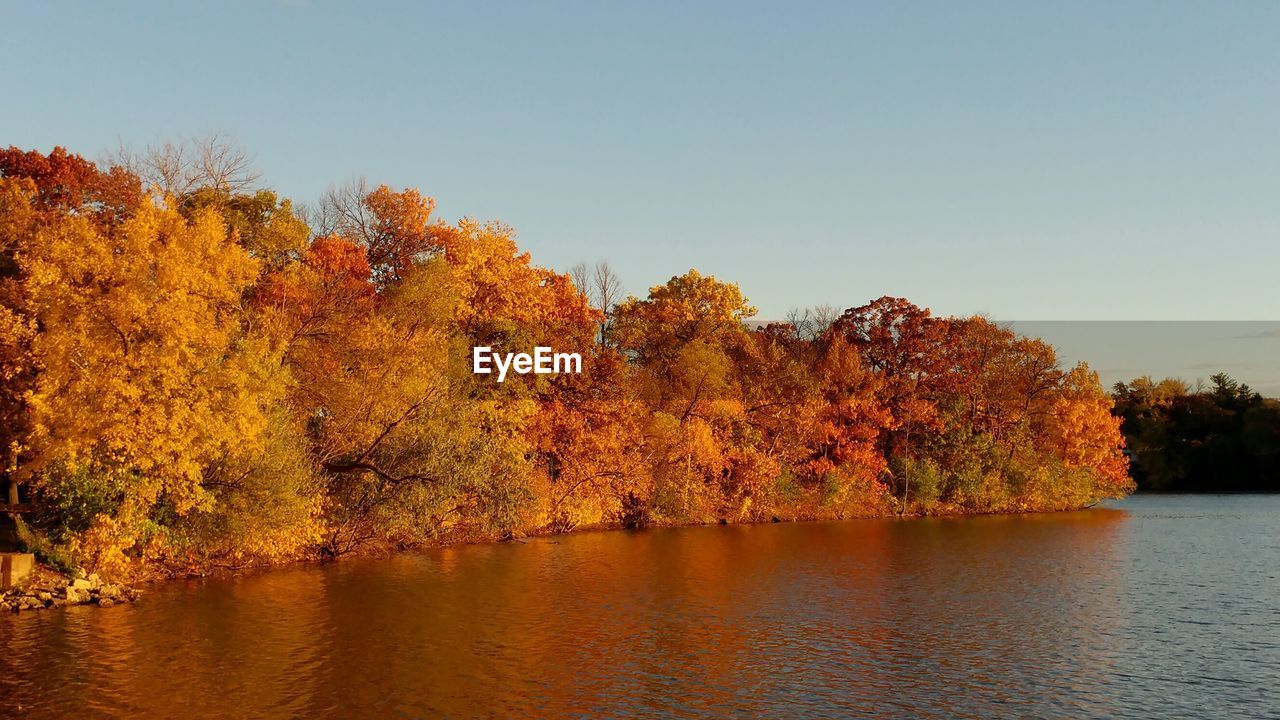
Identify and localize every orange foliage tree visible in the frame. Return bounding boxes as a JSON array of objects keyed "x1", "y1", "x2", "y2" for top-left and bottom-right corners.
[{"x1": 0, "y1": 144, "x2": 1133, "y2": 580}]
